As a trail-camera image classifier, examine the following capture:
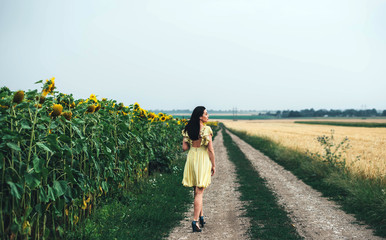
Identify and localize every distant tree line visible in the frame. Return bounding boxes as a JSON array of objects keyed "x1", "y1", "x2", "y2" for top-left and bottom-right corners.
[{"x1": 261, "y1": 108, "x2": 386, "y2": 118}]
